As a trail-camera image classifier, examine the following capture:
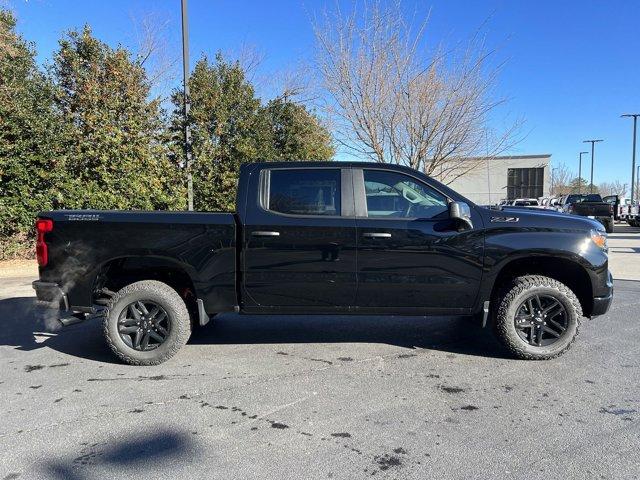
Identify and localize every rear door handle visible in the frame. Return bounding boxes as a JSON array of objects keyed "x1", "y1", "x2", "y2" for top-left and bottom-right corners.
[
  {"x1": 362, "y1": 232, "x2": 391, "y2": 238},
  {"x1": 251, "y1": 231, "x2": 280, "y2": 237}
]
